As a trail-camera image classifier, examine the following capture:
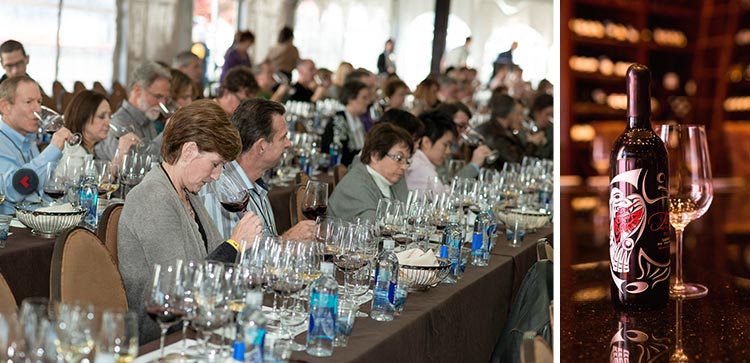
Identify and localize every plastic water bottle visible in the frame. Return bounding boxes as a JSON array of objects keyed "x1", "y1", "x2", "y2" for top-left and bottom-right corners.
[
  {"x1": 329, "y1": 142, "x2": 341, "y2": 168},
  {"x1": 237, "y1": 291, "x2": 266, "y2": 362},
  {"x1": 371, "y1": 239, "x2": 399, "y2": 322},
  {"x1": 441, "y1": 213, "x2": 463, "y2": 283},
  {"x1": 78, "y1": 167, "x2": 99, "y2": 229},
  {"x1": 471, "y1": 205, "x2": 491, "y2": 267},
  {"x1": 306, "y1": 262, "x2": 339, "y2": 357},
  {"x1": 486, "y1": 206, "x2": 498, "y2": 252}
]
